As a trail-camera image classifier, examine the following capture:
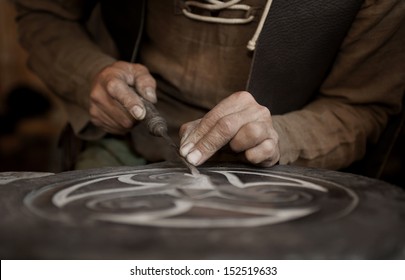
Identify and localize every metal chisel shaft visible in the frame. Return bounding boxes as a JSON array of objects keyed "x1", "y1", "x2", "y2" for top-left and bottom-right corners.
[{"x1": 141, "y1": 98, "x2": 200, "y2": 175}]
